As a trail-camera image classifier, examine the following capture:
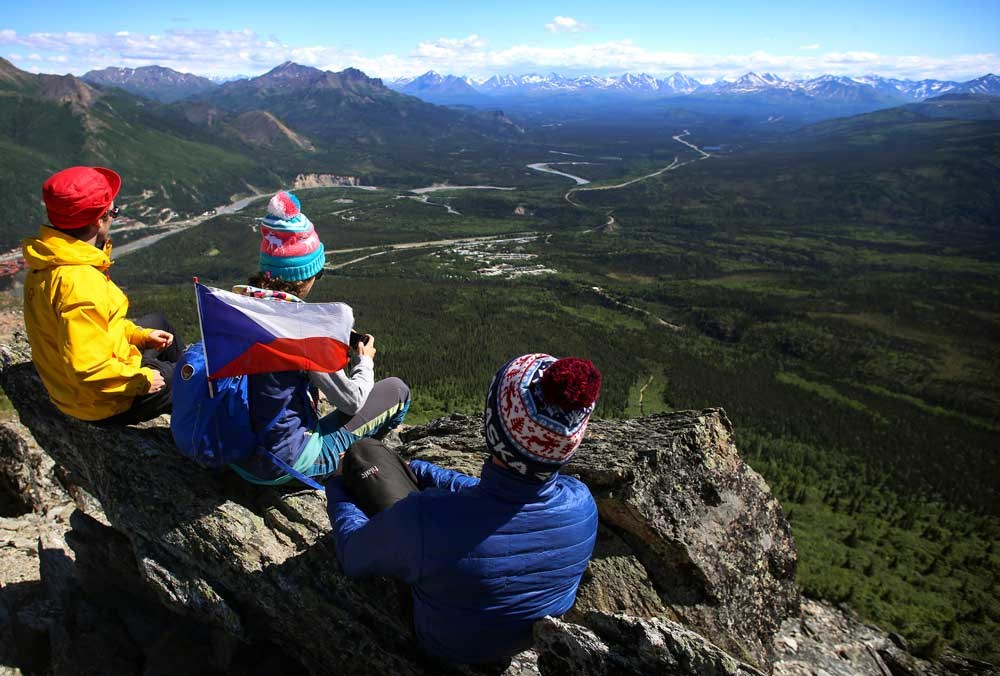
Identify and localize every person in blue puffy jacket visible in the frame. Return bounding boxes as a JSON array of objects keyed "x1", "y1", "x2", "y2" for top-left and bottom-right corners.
[{"x1": 326, "y1": 353, "x2": 603, "y2": 664}]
